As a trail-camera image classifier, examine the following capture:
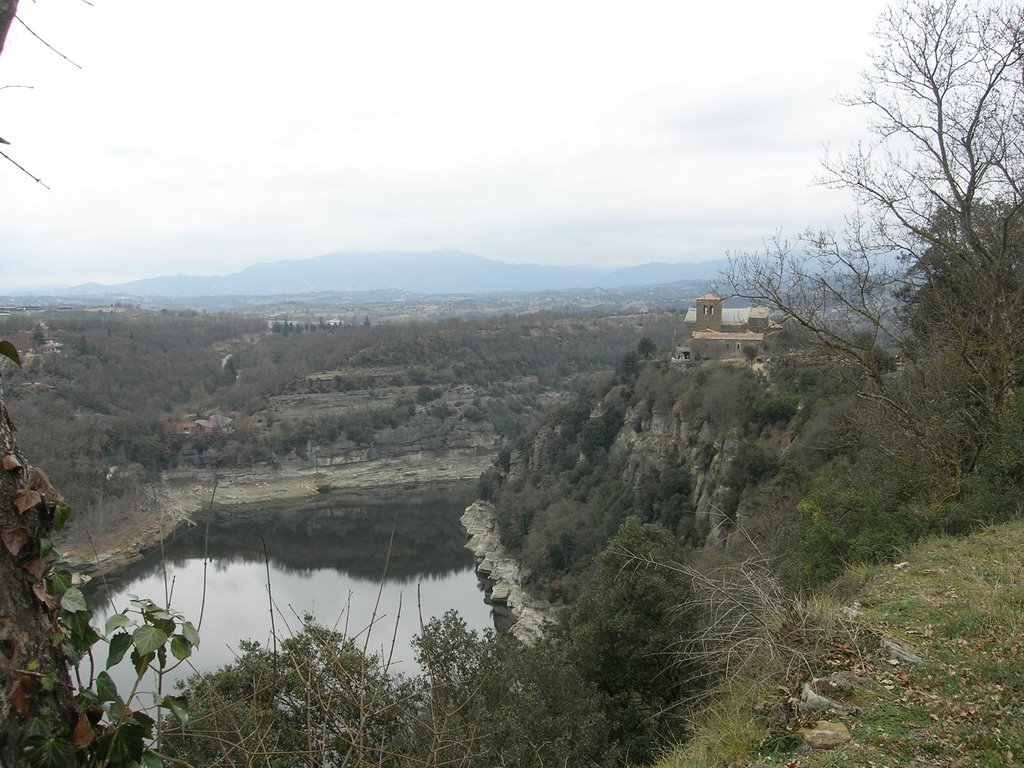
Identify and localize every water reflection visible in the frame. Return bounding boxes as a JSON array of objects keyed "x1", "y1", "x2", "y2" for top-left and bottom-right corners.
[{"x1": 85, "y1": 486, "x2": 492, "y2": 690}]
